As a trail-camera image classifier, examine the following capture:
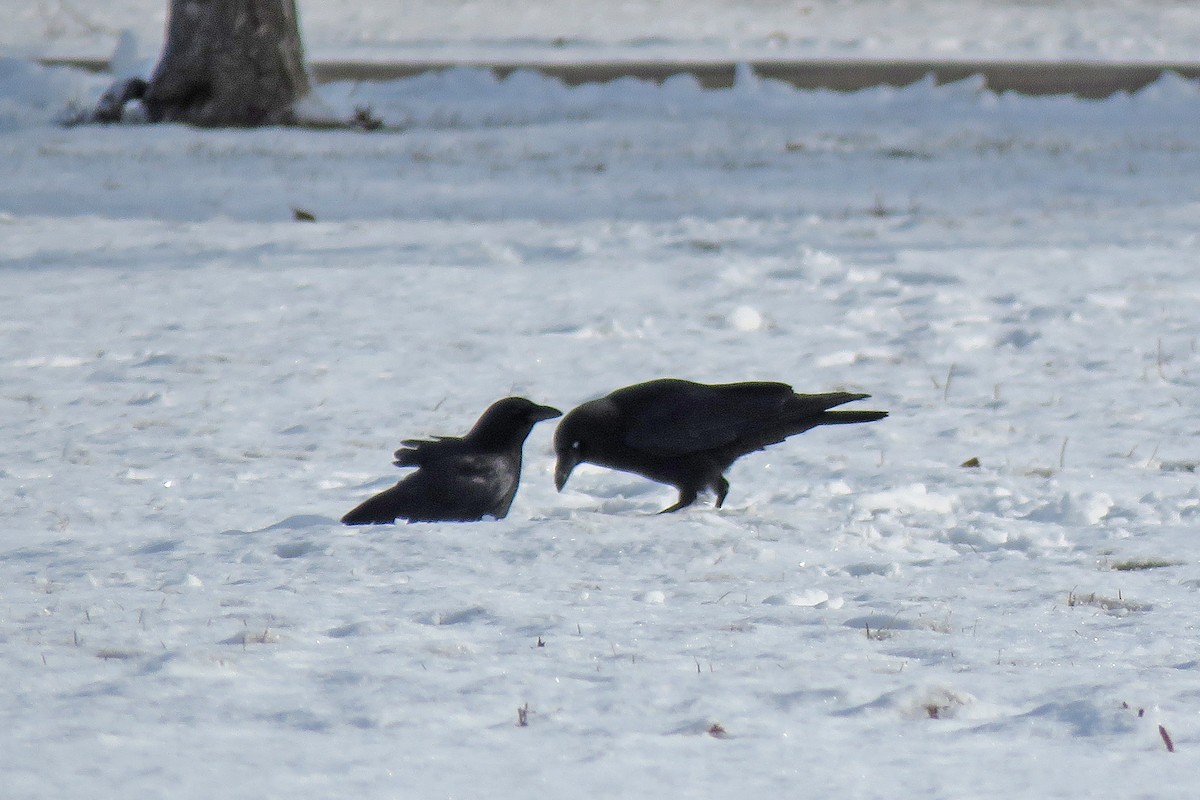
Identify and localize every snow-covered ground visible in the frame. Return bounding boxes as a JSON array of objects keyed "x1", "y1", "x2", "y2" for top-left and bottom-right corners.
[{"x1": 3, "y1": 3, "x2": 1200, "y2": 798}]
